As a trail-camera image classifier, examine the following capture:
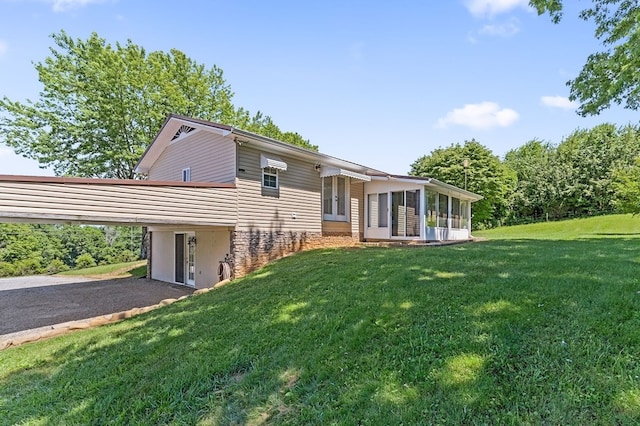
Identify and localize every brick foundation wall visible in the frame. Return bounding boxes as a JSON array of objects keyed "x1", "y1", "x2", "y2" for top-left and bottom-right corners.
[{"x1": 230, "y1": 230, "x2": 361, "y2": 278}]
